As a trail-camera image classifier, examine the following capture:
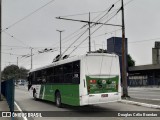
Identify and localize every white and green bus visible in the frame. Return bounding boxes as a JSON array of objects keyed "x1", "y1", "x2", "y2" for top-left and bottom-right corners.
[{"x1": 28, "y1": 53, "x2": 121, "y2": 107}]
